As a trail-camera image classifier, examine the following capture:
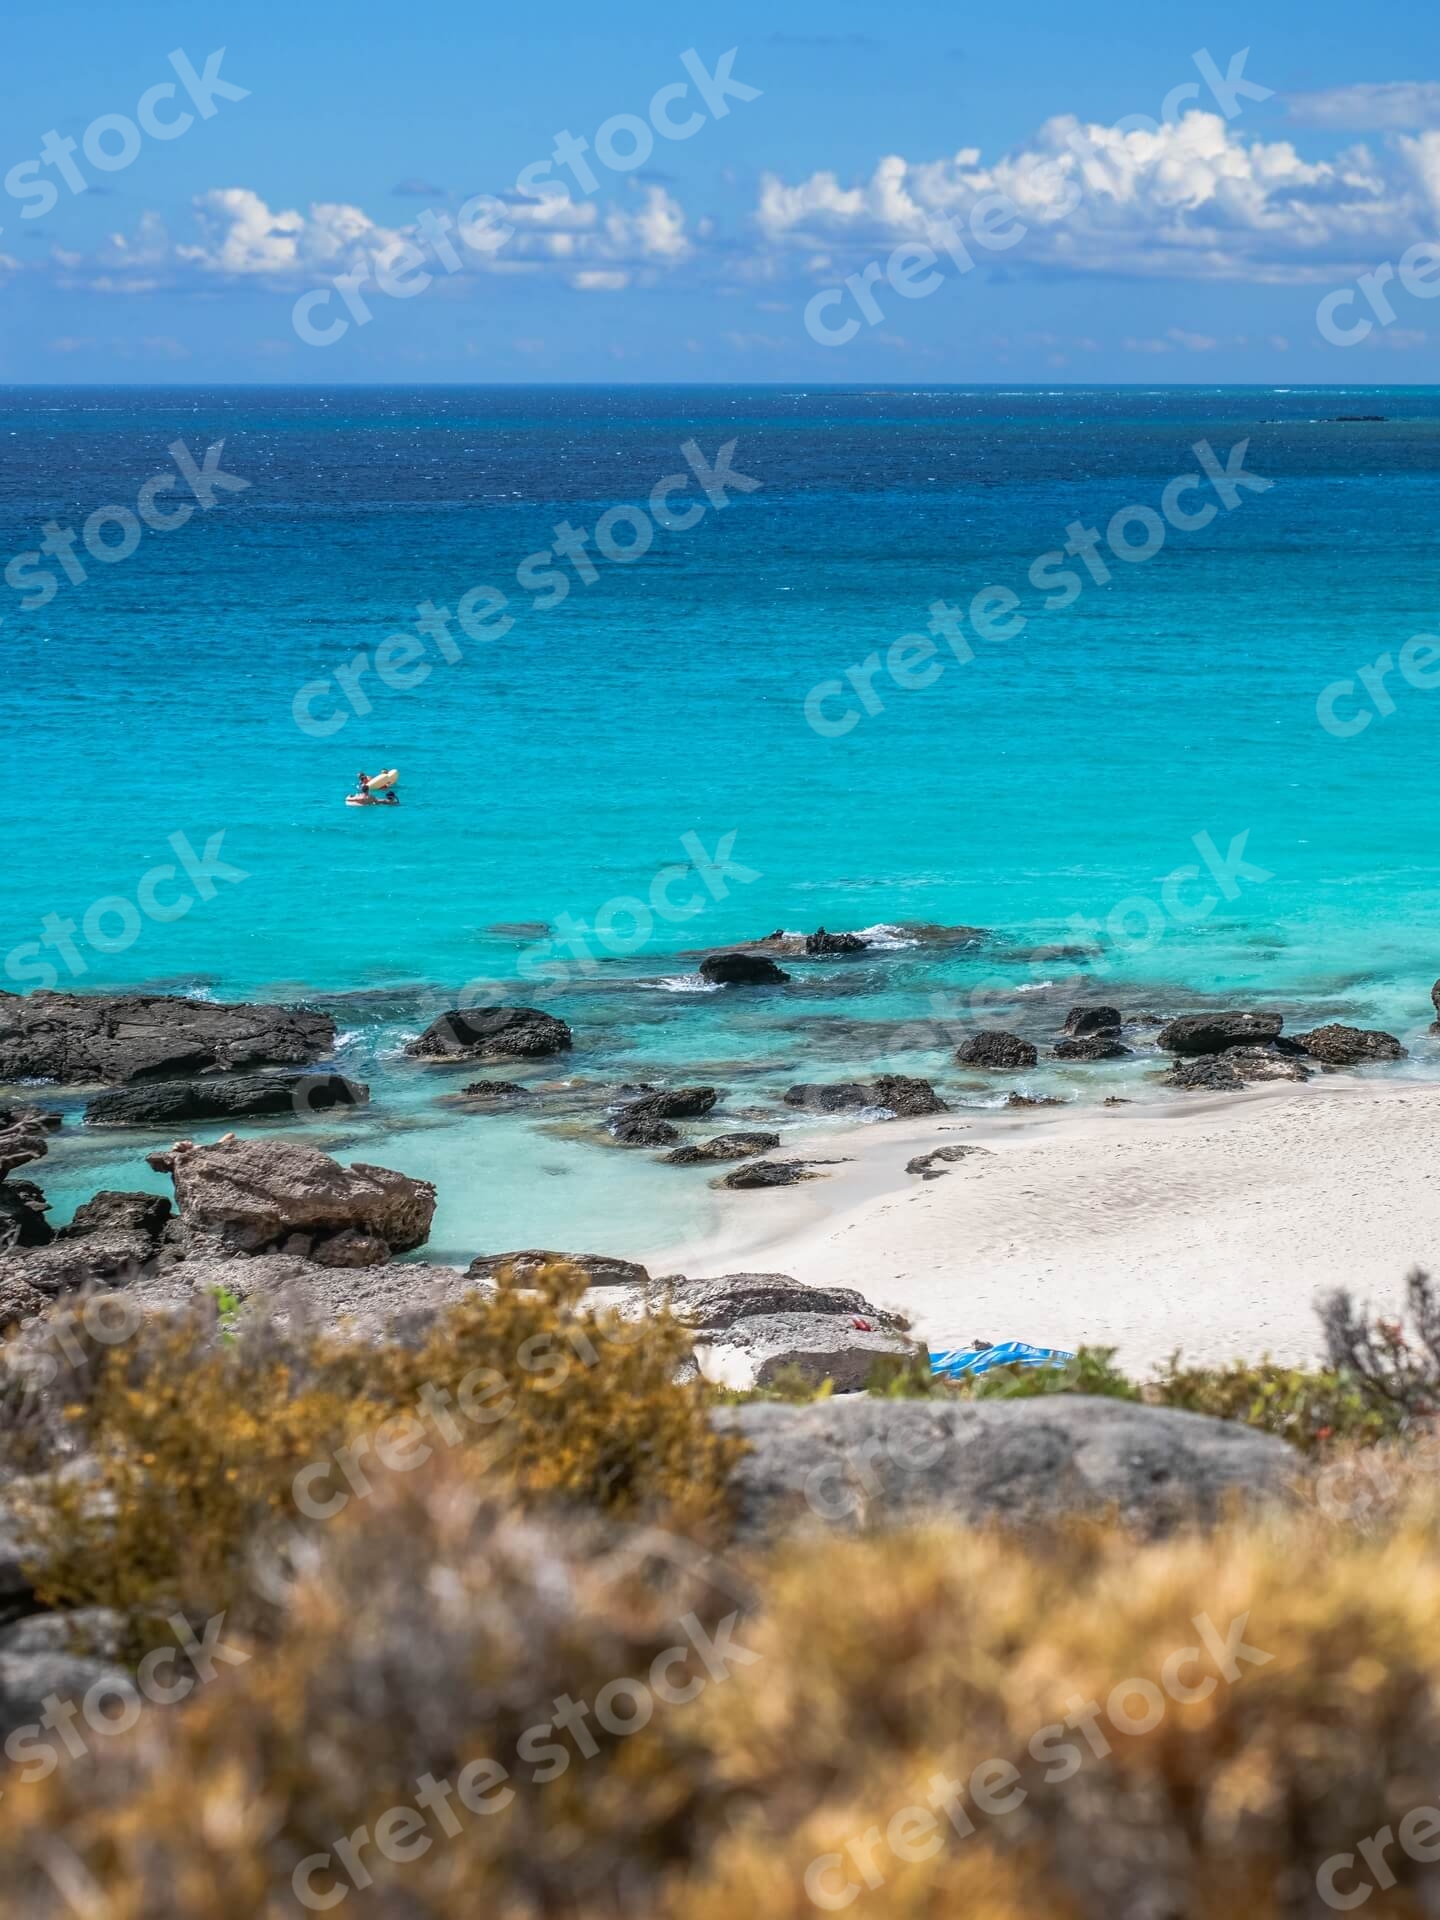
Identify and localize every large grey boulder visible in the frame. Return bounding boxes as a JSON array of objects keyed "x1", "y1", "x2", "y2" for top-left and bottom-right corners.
[
  {"x1": 158, "y1": 1137, "x2": 435, "y2": 1262},
  {"x1": 659, "y1": 1272, "x2": 906, "y2": 1332},
  {"x1": 85, "y1": 1072, "x2": 369, "y2": 1127},
  {"x1": 0, "y1": 992, "x2": 334, "y2": 1087},
  {"x1": 715, "y1": 1395, "x2": 1297, "y2": 1539},
  {"x1": 465, "y1": 1249, "x2": 650, "y2": 1288},
  {"x1": 1156, "y1": 1011, "x2": 1283, "y2": 1054},
  {"x1": 0, "y1": 1610, "x2": 131, "y2": 1744},
  {"x1": 406, "y1": 1006, "x2": 572, "y2": 1062}
]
